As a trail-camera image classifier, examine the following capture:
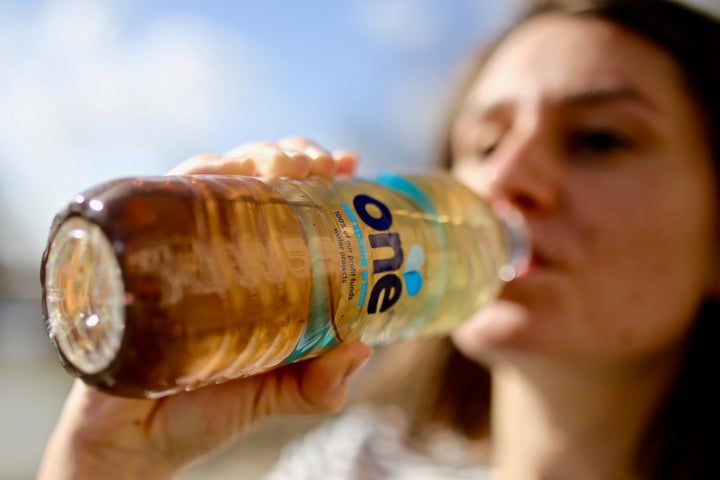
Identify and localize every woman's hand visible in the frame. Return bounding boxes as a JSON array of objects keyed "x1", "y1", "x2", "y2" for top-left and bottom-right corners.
[
  {"x1": 167, "y1": 137, "x2": 358, "y2": 178},
  {"x1": 38, "y1": 138, "x2": 370, "y2": 480}
]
